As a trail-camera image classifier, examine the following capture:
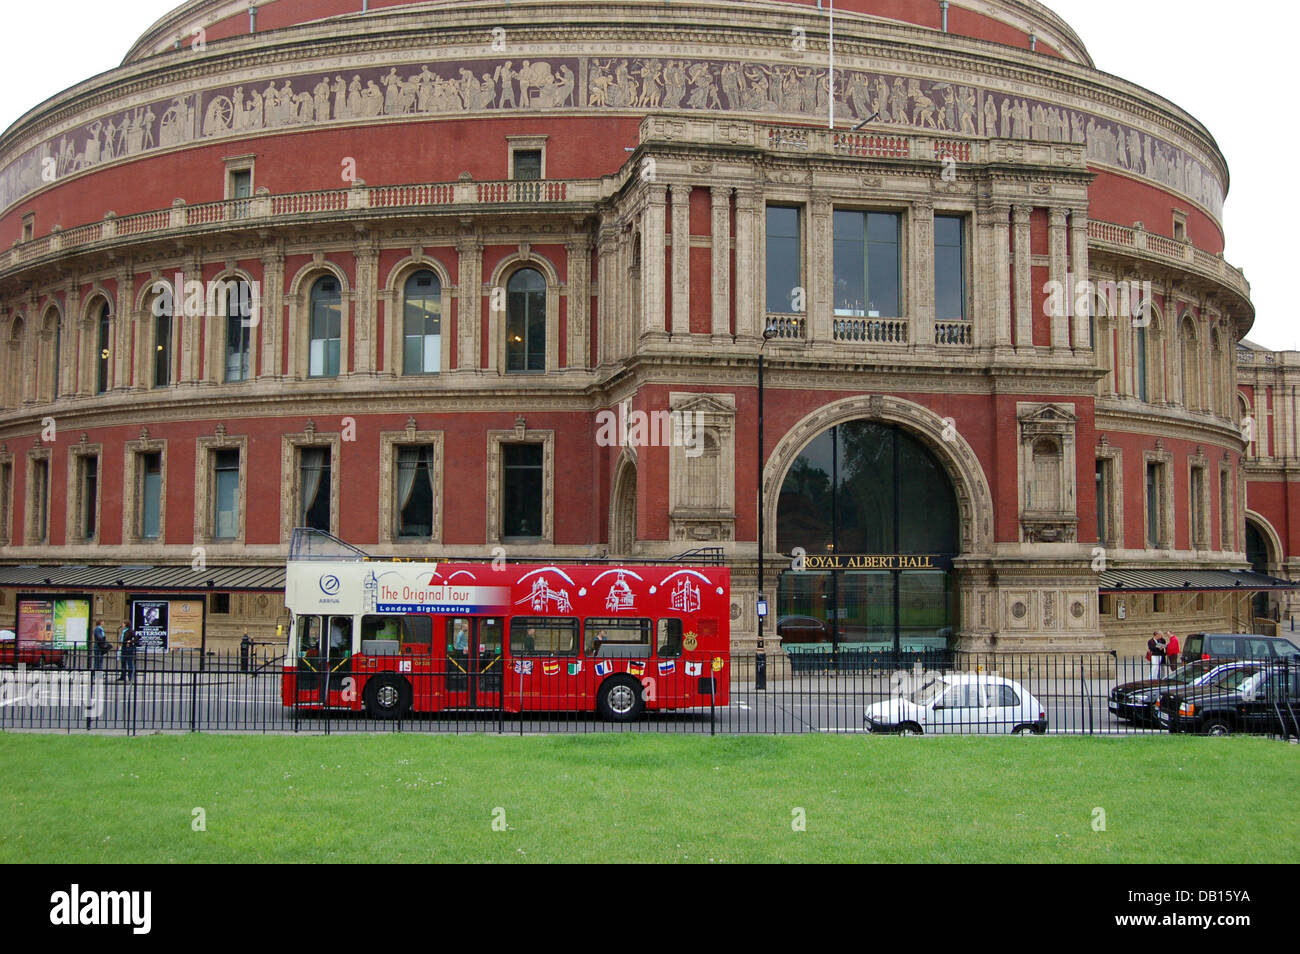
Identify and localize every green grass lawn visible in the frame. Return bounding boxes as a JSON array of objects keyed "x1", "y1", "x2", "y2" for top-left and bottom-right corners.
[{"x1": 1, "y1": 733, "x2": 1295, "y2": 863}]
